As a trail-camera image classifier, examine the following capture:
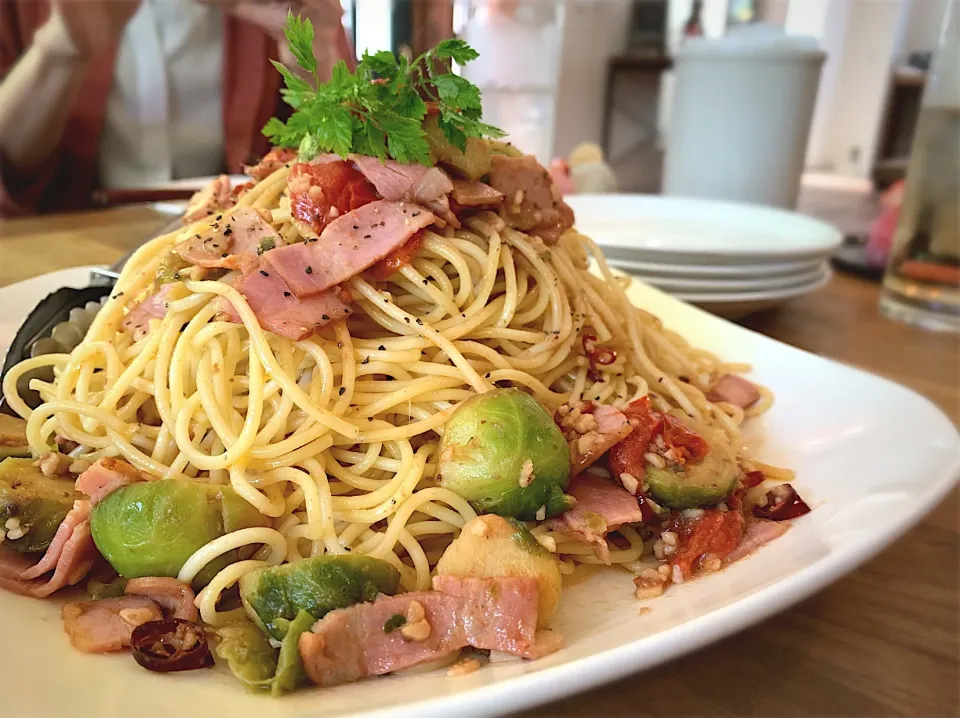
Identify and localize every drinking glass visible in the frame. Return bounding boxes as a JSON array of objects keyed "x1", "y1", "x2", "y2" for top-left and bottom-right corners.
[{"x1": 878, "y1": 0, "x2": 959, "y2": 332}]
